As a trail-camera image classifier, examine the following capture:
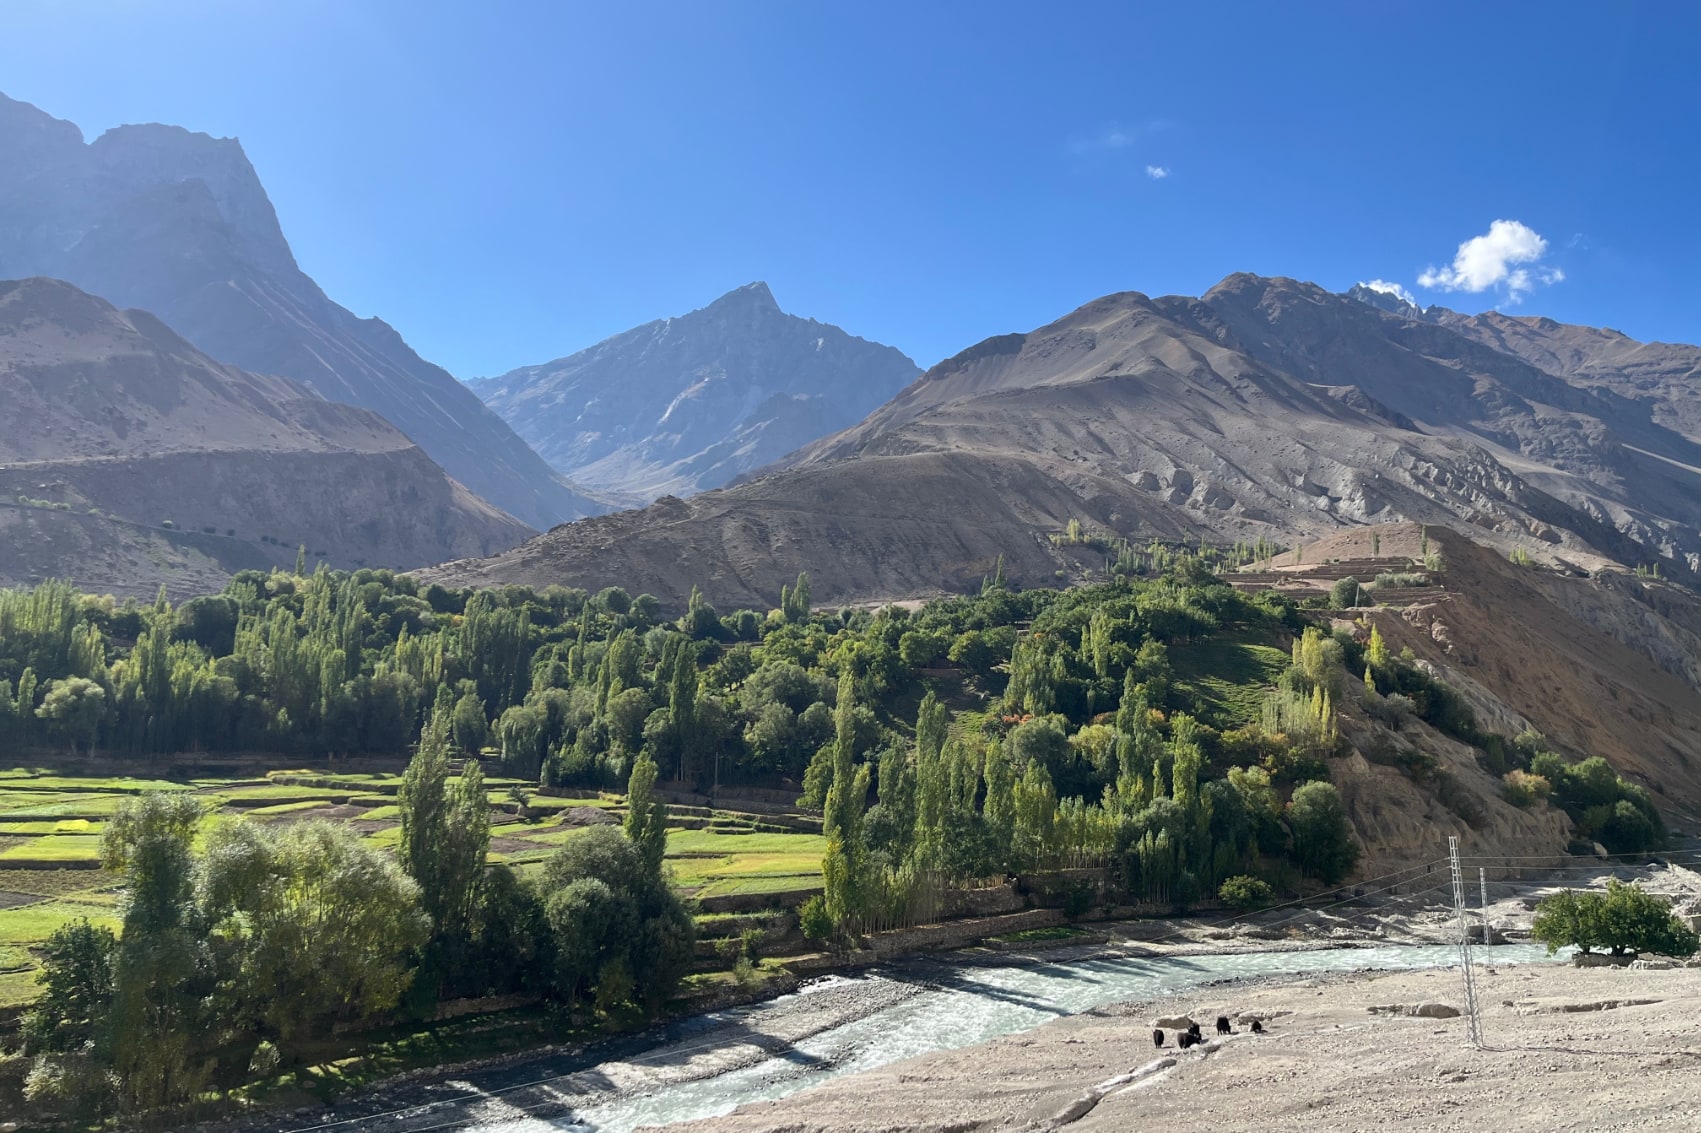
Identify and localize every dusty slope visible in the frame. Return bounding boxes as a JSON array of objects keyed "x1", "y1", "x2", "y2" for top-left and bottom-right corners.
[
  {"x1": 428, "y1": 277, "x2": 1692, "y2": 607},
  {"x1": 0, "y1": 278, "x2": 529, "y2": 595},
  {"x1": 471, "y1": 282, "x2": 919, "y2": 502},
  {"x1": 1254, "y1": 524, "x2": 1701, "y2": 830},
  {"x1": 0, "y1": 92, "x2": 599, "y2": 528},
  {"x1": 1438, "y1": 309, "x2": 1701, "y2": 451}
]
